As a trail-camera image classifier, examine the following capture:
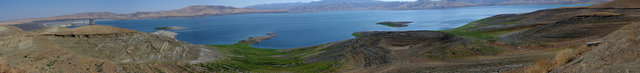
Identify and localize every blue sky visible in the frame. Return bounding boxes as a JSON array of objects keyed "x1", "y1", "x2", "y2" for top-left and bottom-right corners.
[{"x1": 0, "y1": 0, "x2": 416, "y2": 21}]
